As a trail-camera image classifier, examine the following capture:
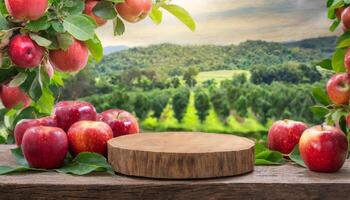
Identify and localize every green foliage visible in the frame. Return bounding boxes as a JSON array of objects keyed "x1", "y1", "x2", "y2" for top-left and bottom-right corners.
[
  {"x1": 172, "y1": 87, "x2": 190, "y2": 122},
  {"x1": 251, "y1": 63, "x2": 322, "y2": 84},
  {"x1": 183, "y1": 66, "x2": 199, "y2": 87},
  {"x1": 150, "y1": 90, "x2": 170, "y2": 120},
  {"x1": 210, "y1": 88, "x2": 230, "y2": 123},
  {"x1": 134, "y1": 93, "x2": 151, "y2": 120},
  {"x1": 194, "y1": 88, "x2": 210, "y2": 123}
]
